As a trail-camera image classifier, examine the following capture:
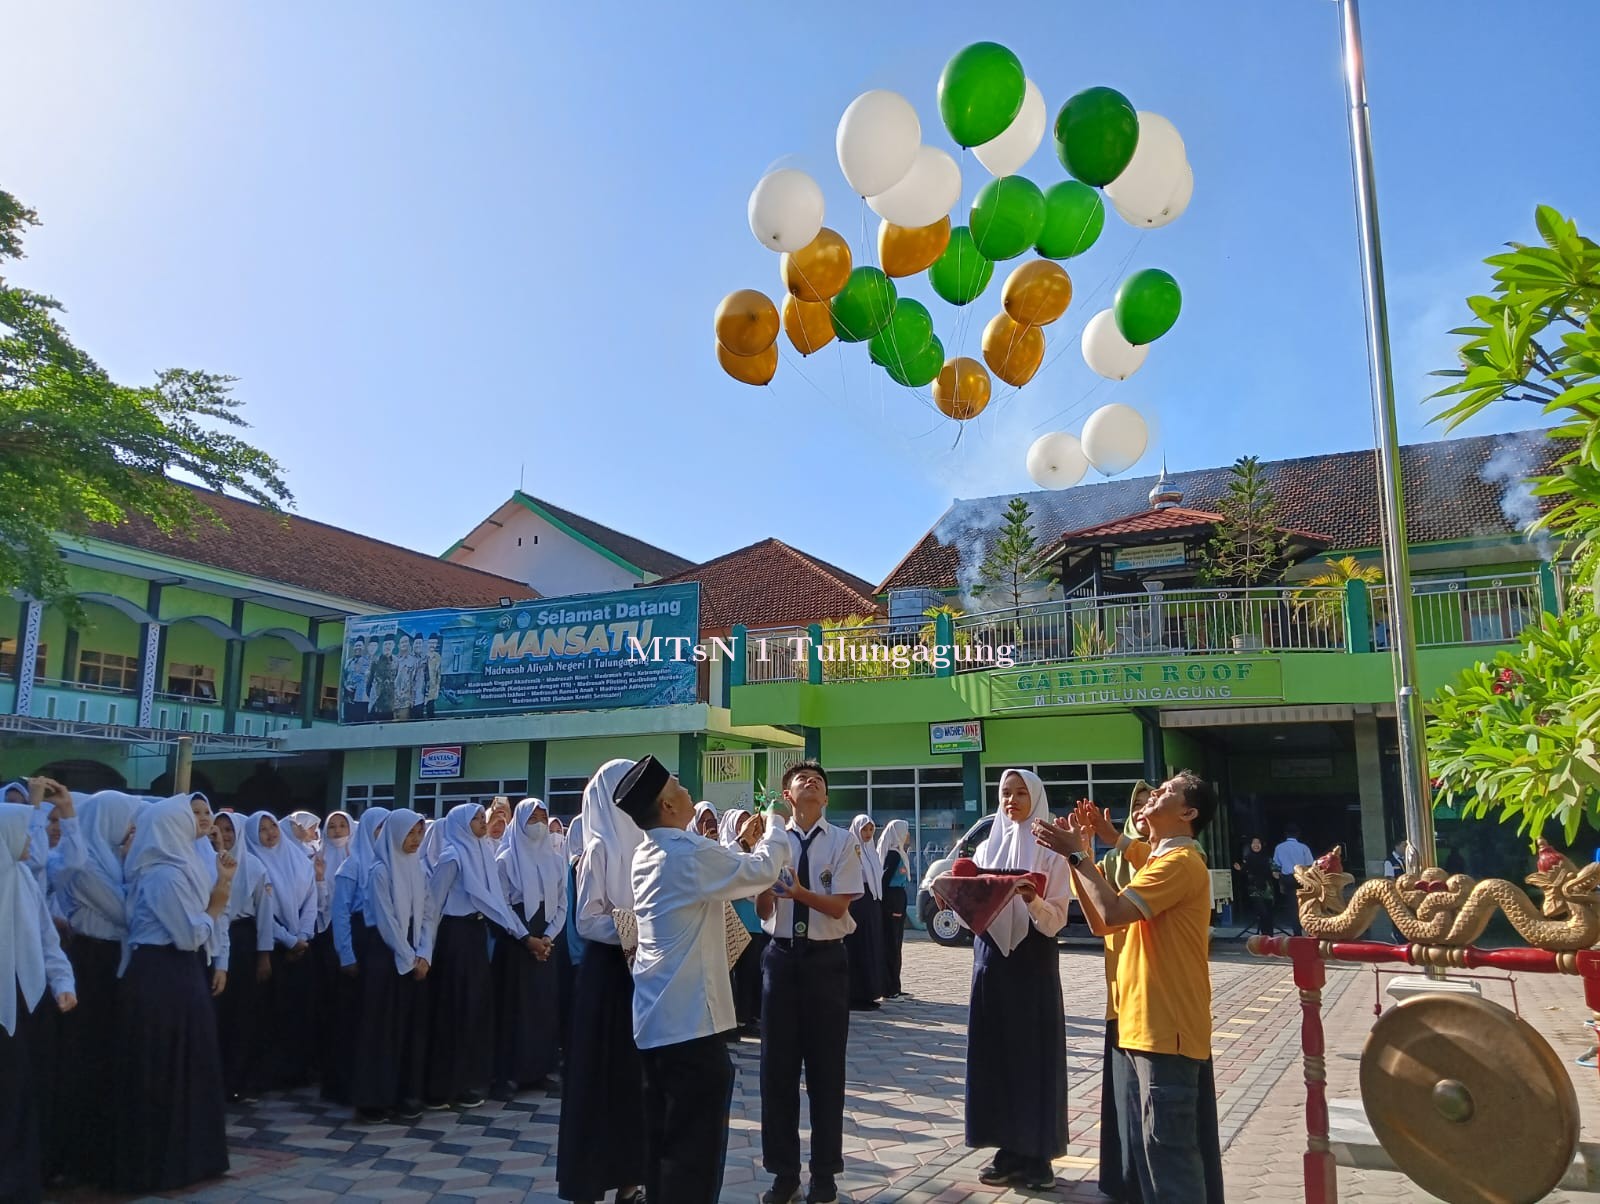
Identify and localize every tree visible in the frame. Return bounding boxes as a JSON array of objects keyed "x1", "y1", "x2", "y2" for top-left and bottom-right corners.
[
  {"x1": 1425, "y1": 206, "x2": 1600, "y2": 842},
  {"x1": 1200, "y1": 456, "x2": 1286, "y2": 588},
  {"x1": 971, "y1": 497, "x2": 1059, "y2": 610},
  {"x1": 1293, "y1": 555, "x2": 1383, "y2": 641},
  {"x1": 0, "y1": 189, "x2": 291, "y2": 624}
]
